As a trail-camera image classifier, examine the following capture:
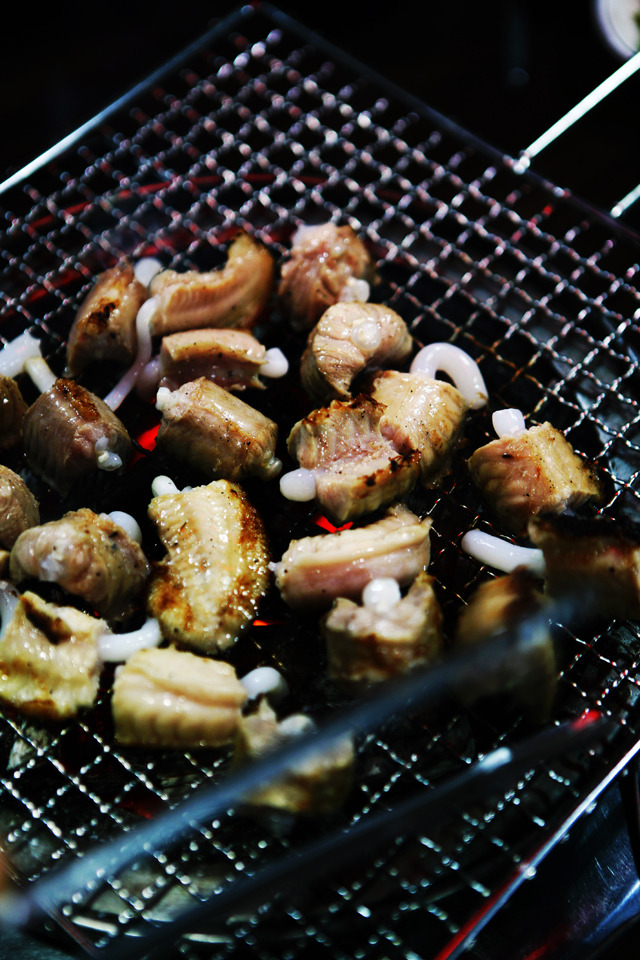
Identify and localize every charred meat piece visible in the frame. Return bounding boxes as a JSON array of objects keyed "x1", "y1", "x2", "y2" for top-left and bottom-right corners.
[
  {"x1": 22, "y1": 378, "x2": 133, "y2": 495},
  {"x1": 66, "y1": 259, "x2": 149, "y2": 375},
  {"x1": 0, "y1": 466, "x2": 39, "y2": 550},
  {"x1": 232, "y1": 699, "x2": 355, "y2": 815},
  {"x1": 10, "y1": 508, "x2": 150, "y2": 622},
  {"x1": 323, "y1": 571, "x2": 443, "y2": 691},
  {"x1": 112, "y1": 646, "x2": 248, "y2": 749},
  {"x1": 0, "y1": 590, "x2": 103, "y2": 720},
  {"x1": 155, "y1": 378, "x2": 280, "y2": 483},
  {"x1": 369, "y1": 370, "x2": 469, "y2": 487},
  {"x1": 300, "y1": 302, "x2": 412, "y2": 403},
  {"x1": 148, "y1": 231, "x2": 275, "y2": 334},
  {"x1": 468, "y1": 422, "x2": 603, "y2": 536},
  {"x1": 146, "y1": 480, "x2": 270, "y2": 652},
  {"x1": 274, "y1": 504, "x2": 432, "y2": 611},
  {"x1": 278, "y1": 223, "x2": 376, "y2": 330},
  {"x1": 154, "y1": 328, "x2": 269, "y2": 393},
  {"x1": 287, "y1": 395, "x2": 420, "y2": 524},
  {"x1": 528, "y1": 513, "x2": 640, "y2": 621},
  {"x1": 452, "y1": 568, "x2": 556, "y2": 722},
  {"x1": 0, "y1": 374, "x2": 27, "y2": 449}
]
